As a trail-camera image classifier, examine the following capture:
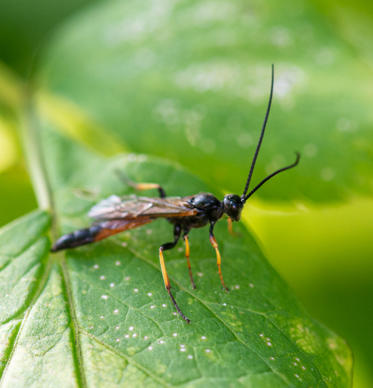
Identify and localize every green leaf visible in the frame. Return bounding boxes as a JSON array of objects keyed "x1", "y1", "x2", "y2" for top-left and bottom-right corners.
[
  {"x1": 38, "y1": 0, "x2": 373, "y2": 202},
  {"x1": 0, "y1": 119, "x2": 352, "y2": 386},
  {"x1": 0, "y1": 0, "x2": 100, "y2": 76}
]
